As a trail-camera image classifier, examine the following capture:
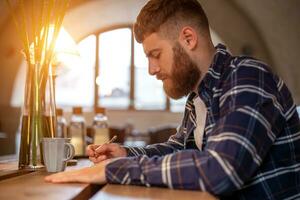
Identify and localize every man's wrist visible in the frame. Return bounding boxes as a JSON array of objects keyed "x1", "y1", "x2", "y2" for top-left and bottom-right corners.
[{"x1": 121, "y1": 146, "x2": 128, "y2": 157}]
